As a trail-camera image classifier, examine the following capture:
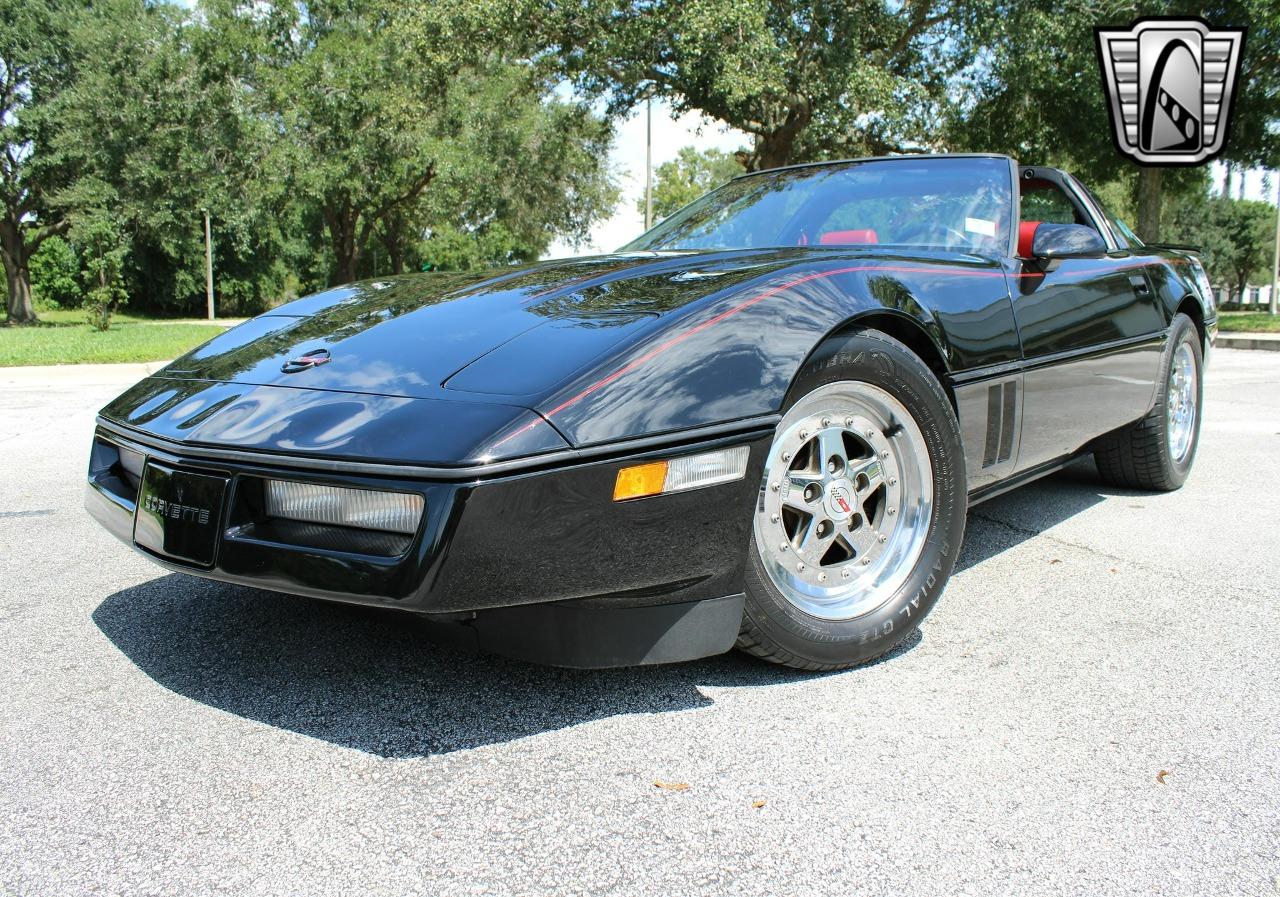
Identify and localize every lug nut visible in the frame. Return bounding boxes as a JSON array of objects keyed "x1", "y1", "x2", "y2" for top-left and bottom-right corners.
[
  {"x1": 878, "y1": 533, "x2": 887, "y2": 543},
  {"x1": 841, "y1": 568, "x2": 851, "y2": 579},
  {"x1": 887, "y1": 507, "x2": 896, "y2": 515},
  {"x1": 866, "y1": 429, "x2": 875, "y2": 438},
  {"x1": 797, "y1": 562, "x2": 805, "y2": 572},
  {"x1": 771, "y1": 513, "x2": 779, "y2": 523},
  {"x1": 782, "y1": 452, "x2": 791, "y2": 462},
  {"x1": 845, "y1": 417, "x2": 854, "y2": 426},
  {"x1": 779, "y1": 542, "x2": 789, "y2": 552},
  {"x1": 889, "y1": 477, "x2": 898, "y2": 486},
  {"x1": 771, "y1": 481, "x2": 780, "y2": 491},
  {"x1": 821, "y1": 417, "x2": 830, "y2": 426},
  {"x1": 800, "y1": 429, "x2": 809, "y2": 439},
  {"x1": 818, "y1": 572, "x2": 827, "y2": 582},
  {"x1": 881, "y1": 450, "x2": 889, "y2": 459}
]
